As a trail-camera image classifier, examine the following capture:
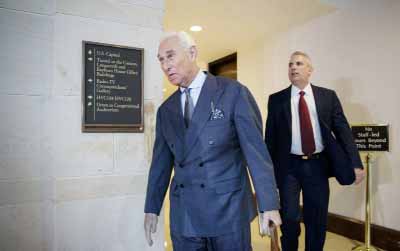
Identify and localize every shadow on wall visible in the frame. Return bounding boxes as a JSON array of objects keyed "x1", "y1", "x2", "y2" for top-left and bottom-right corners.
[
  {"x1": 329, "y1": 78, "x2": 392, "y2": 223},
  {"x1": 331, "y1": 78, "x2": 371, "y2": 123}
]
